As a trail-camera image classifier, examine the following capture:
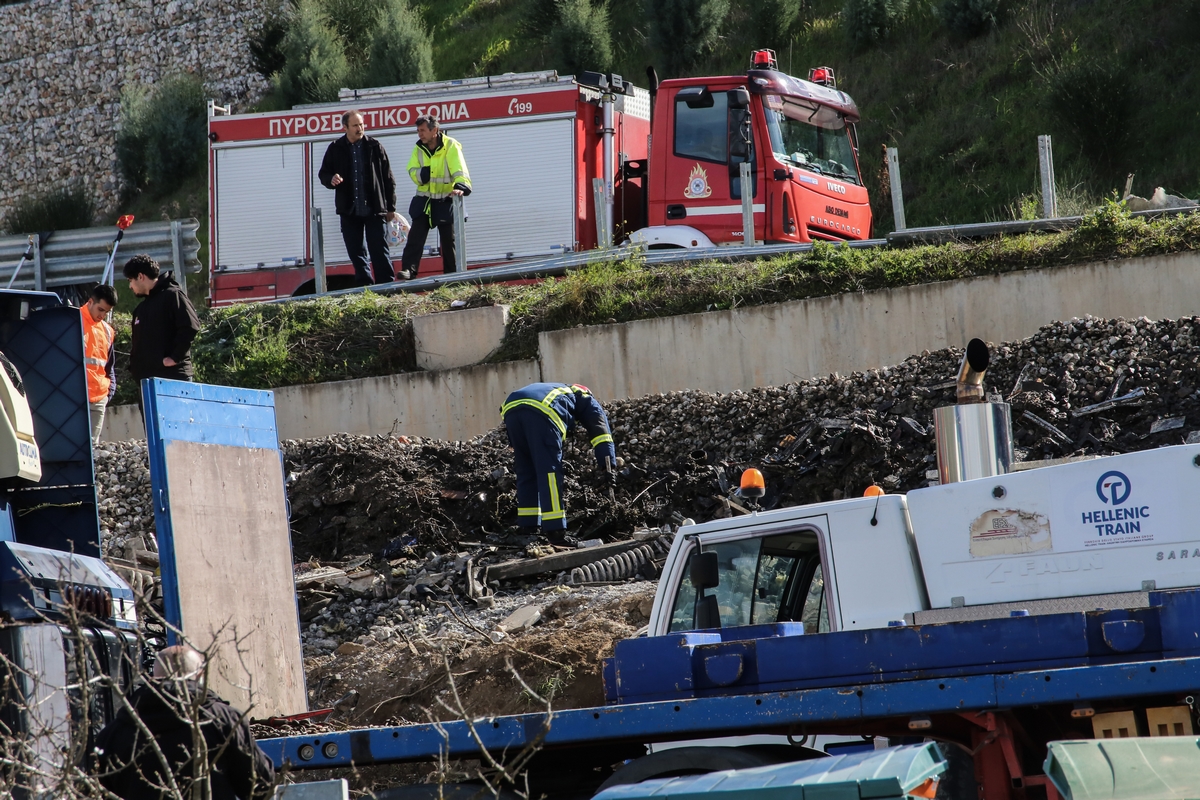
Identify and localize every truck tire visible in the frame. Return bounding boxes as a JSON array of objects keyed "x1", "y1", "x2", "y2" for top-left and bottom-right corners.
[{"x1": 595, "y1": 744, "x2": 824, "y2": 794}]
